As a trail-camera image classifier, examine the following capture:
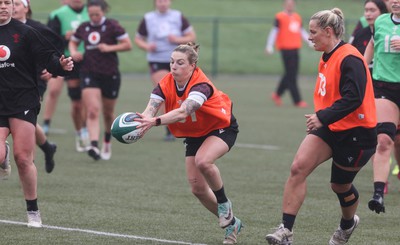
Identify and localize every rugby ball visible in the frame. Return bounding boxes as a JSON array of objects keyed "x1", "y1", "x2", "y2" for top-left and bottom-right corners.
[{"x1": 111, "y1": 112, "x2": 142, "y2": 144}]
